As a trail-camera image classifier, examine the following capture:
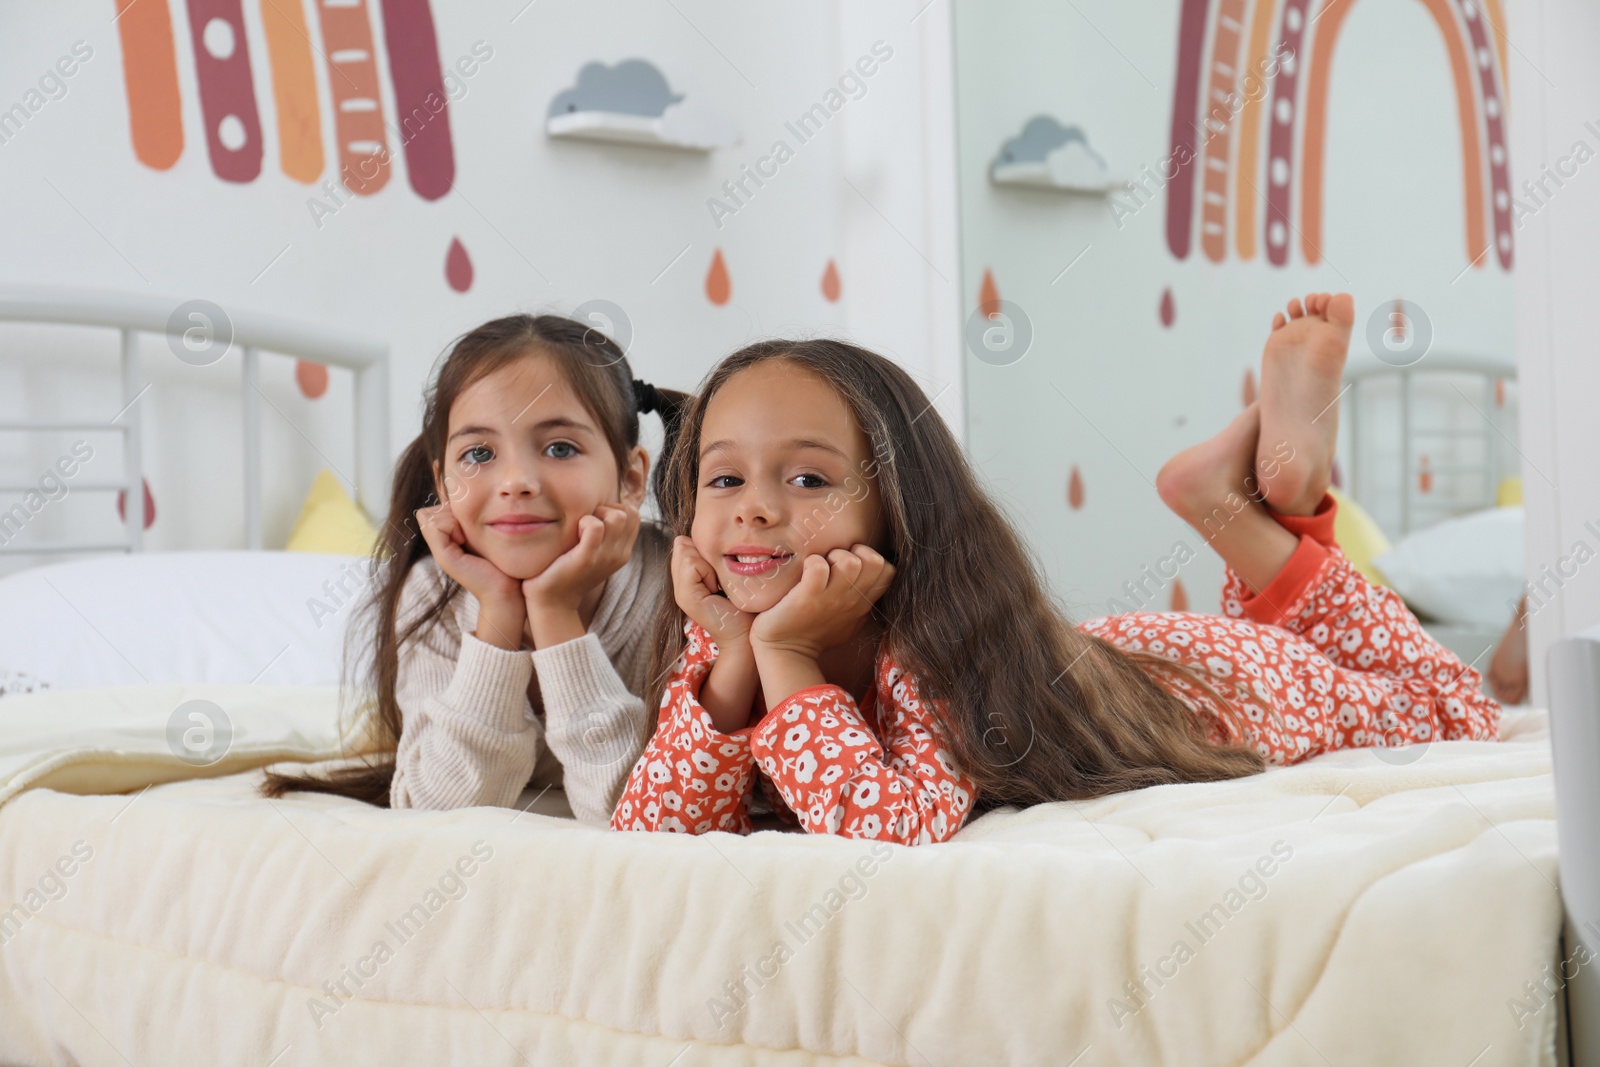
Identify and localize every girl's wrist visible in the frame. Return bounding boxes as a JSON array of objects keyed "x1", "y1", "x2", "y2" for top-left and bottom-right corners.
[
  {"x1": 711, "y1": 629, "x2": 755, "y2": 658},
  {"x1": 750, "y1": 633, "x2": 823, "y2": 663},
  {"x1": 751, "y1": 643, "x2": 827, "y2": 706},
  {"x1": 525, "y1": 587, "x2": 582, "y2": 617},
  {"x1": 704, "y1": 698, "x2": 753, "y2": 735},
  {"x1": 701, "y1": 654, "x2": 761, "y2": 734},
  {"x1": 527, "y1": 605, "x2": 584, "y2": 650},
  {"x1": 475, "y1": 600, "x2": 527, "y2": 651}
]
